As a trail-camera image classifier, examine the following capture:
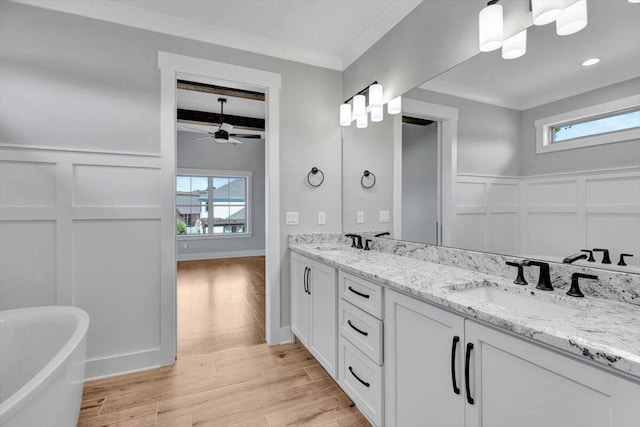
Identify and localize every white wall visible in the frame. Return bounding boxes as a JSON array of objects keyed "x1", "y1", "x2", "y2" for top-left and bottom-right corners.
[
  {"x1": 0, "y1": 1, "x2": 342, "y2": 378},
  {"x1": 176, "y1": 131, "x2": 265, "y2": 260},
  {"x1": 401, "y1": 122, "x2": 438, "y2": 244}
]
